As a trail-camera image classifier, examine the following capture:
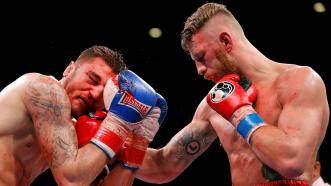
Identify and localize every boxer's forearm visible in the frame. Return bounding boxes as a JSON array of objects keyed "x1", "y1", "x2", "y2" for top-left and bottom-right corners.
[
  {"x1": 250, "y1": 125, "x2": 312, "y2": 178},
  {"x1": 137, "y1": 121, "x2": 217, "y2": 183}
]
